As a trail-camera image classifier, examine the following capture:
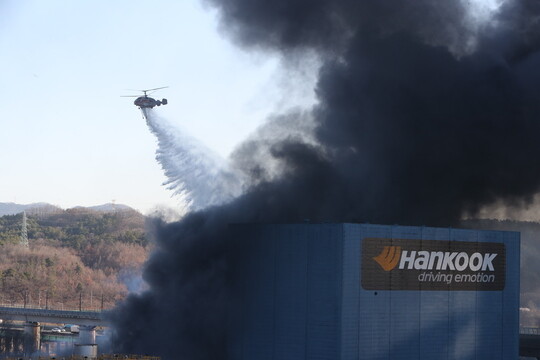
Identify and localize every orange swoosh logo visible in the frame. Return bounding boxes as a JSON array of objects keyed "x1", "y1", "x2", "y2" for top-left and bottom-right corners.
[{"x1": 373, "y1": 246, "x2": 401, "y2": 271}]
